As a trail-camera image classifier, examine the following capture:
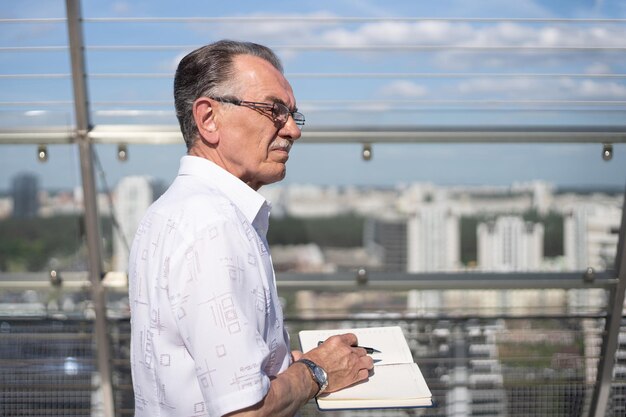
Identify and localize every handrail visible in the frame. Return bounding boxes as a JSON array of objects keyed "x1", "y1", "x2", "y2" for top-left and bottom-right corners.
[
  {"x1": 0, "y1": 270, "x2": 617, "y2": 290},
  {"x1": 589, "y1": 183, "x2": 626, "y2": 417},
  {"x1": 1, "y1": 124, "x2": 625, "y2": 144}
]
